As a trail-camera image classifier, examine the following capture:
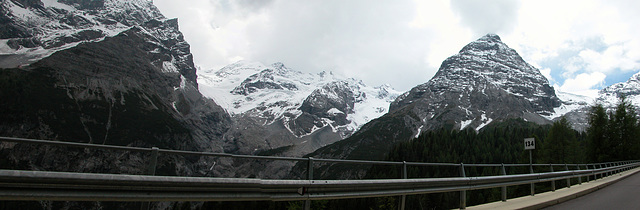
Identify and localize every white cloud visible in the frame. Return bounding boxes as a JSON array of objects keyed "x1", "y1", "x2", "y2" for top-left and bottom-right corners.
[
  {"x1": 559, "y1": 72, "x2": 606, "y2": 98},
  {"x1": 578, "y1": 45, "x2": 640, "y2": 73},
  {"x1": 450, "y1": 0, "x2": 521, "y2": 37}
]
